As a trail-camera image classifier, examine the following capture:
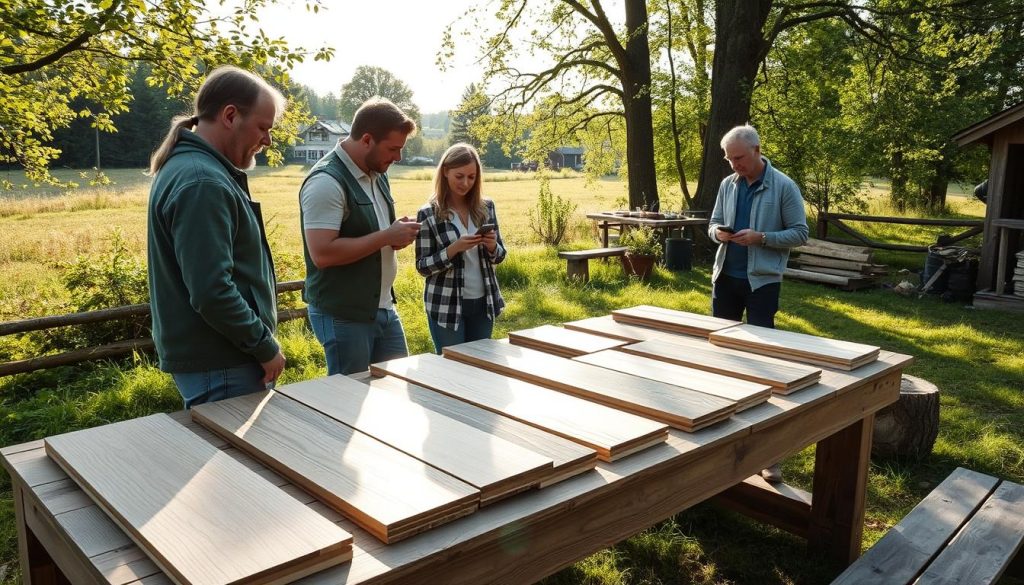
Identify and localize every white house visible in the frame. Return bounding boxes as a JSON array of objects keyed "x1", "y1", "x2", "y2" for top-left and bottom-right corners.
[{"x1": 291, "y1": 120, "x2": 350, "y2": 163}]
